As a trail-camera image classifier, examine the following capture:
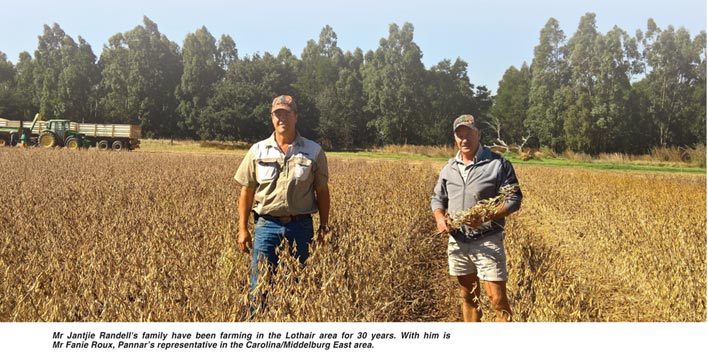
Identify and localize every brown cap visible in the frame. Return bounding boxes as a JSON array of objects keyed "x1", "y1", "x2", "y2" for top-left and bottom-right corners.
[
  {"x1": 453, "y1": 114, "x2": 477, "y2": 132},
  {"x1": 271, "y1": 95, "x2": 297, "y2": 113}
]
